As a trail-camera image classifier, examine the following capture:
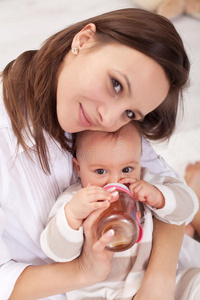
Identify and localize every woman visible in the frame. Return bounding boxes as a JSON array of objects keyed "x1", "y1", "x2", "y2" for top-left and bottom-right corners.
[{"x1": 0, "y1": 8, "x2": 197, "y2": 300}]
